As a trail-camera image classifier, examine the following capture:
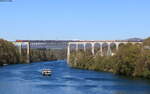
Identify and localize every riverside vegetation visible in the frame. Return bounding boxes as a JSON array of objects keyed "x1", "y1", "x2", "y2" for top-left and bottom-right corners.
[
  {"x1": 69, "y1": 38, "x2": 150, "y2": 79},
  {"x1": 0, "y1": 39, "x2": 66, "y2": 66},
  {"x1": 0, "y1": 39, "x2": 20, "y2": 66}
]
